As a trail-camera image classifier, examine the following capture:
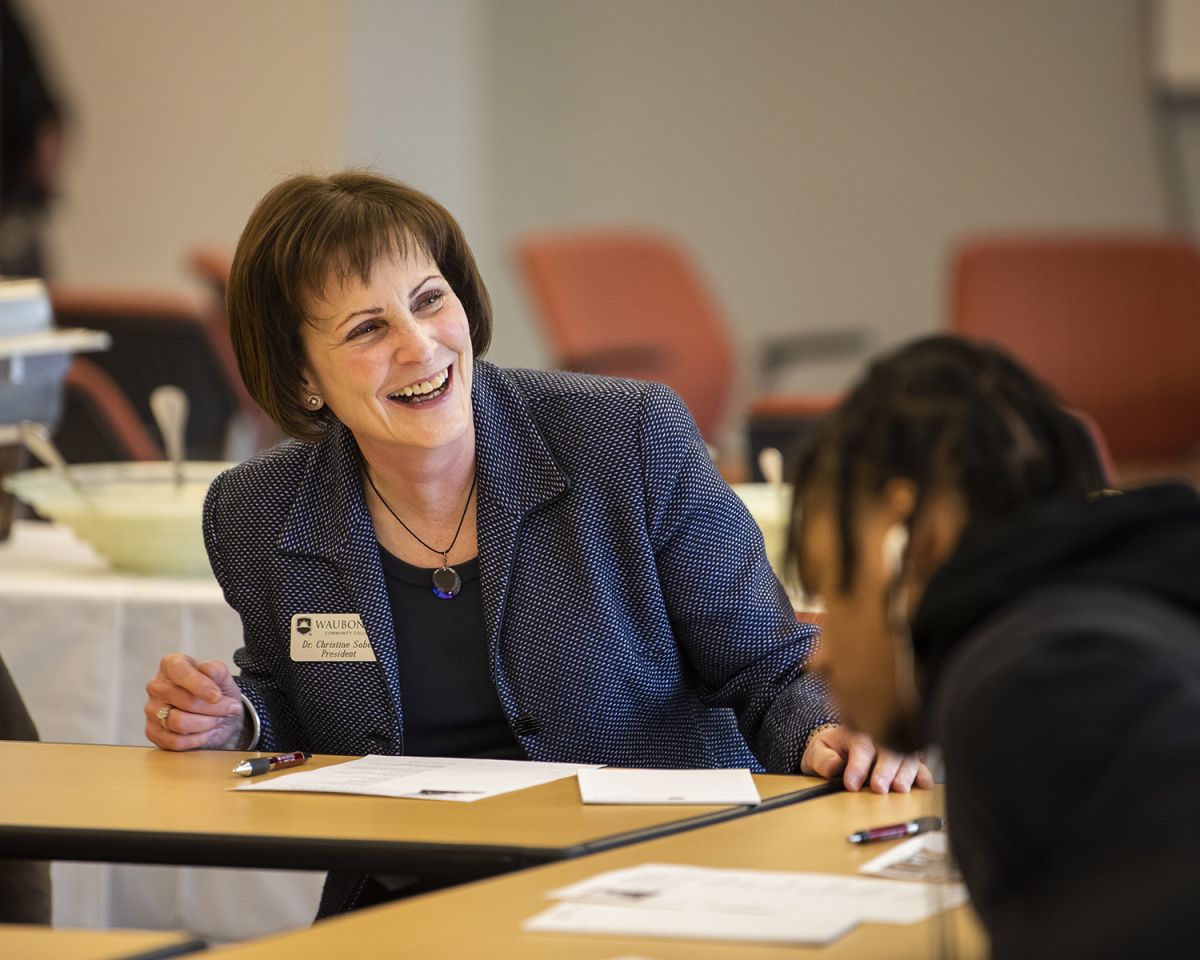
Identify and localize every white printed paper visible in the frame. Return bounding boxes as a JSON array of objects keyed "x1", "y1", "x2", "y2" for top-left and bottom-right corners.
[
  {"x1": 548, "y1": 862, "x2": 968, "y2": 925},
  {"x1": 524, "y1": 901, "x2": 857, "y2": 946},
  {"x1": 576, "y1": 767, "x2": 761, "y2": 805},
  {"x1": 232, "y1": 754, "x2": 599, "y2": 802}
]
